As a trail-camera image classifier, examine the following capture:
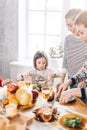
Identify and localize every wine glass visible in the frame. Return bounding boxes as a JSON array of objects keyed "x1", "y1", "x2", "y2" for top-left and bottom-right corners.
[
  {"x1": 41, "y1": 104, "x2": 52, "y2": 122},
  {"x1": 41, "y1": 86, "x2": 51, "y2": 102},
  {"x1": 24, "y1": 76, "x2": 32, "y2": 87}
]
